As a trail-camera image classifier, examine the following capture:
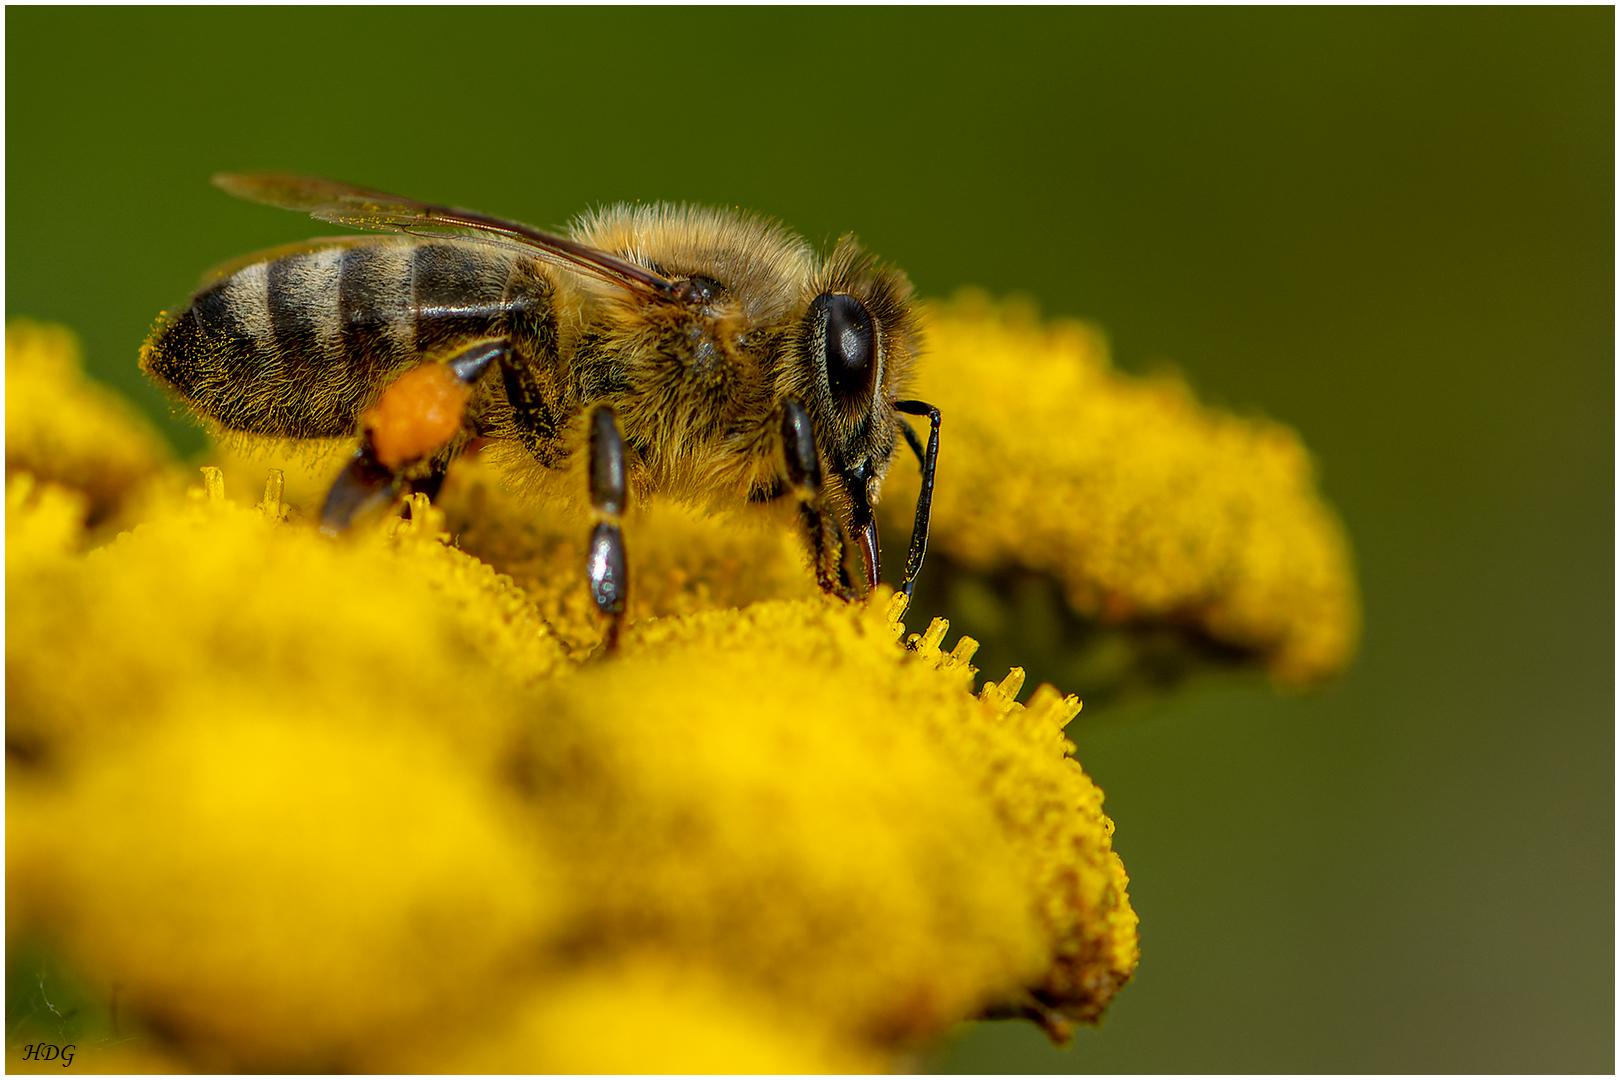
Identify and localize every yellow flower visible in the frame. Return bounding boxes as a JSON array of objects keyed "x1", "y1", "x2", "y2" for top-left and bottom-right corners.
[
  {"x1": 881, "y1": 293, "x2": 1359, "y2": 688},
  {"x1": 5, "y1": 320, "x2": 175, "y2": 535},
  {"x1": 10, "y1": 713, "x2": 557, "y2": 1071},
  {"x1": 5, "y1": 305, "x2": 1354, "y2": 1070}
]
